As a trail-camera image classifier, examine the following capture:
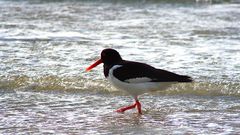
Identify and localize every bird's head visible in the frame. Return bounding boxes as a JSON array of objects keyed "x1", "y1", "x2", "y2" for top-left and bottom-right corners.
[{"x1": 86, "y1": 48, "x2": 122, "y2": 71}]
